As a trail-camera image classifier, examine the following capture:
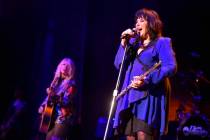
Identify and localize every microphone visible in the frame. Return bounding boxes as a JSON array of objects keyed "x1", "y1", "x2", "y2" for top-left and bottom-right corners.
[
  {"x1": 51, "y1": 73, "x2": 60, "y2": 87},
  {"x1": 121, "y1": 28, "x2": 137, "y2": 39}
]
